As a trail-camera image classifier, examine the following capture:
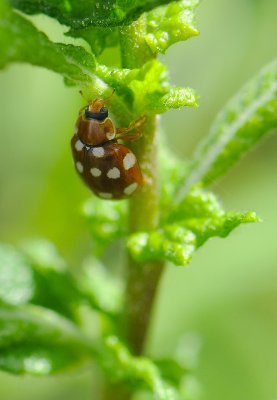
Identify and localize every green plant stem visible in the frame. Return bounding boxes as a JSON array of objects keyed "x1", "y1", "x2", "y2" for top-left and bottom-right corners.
[
  {"x1": 119, "y1": 16, "x2": 164, "y2": 355},
  {"x1": 126, "y1": 116, "x2": 164, "y2": 355}
]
